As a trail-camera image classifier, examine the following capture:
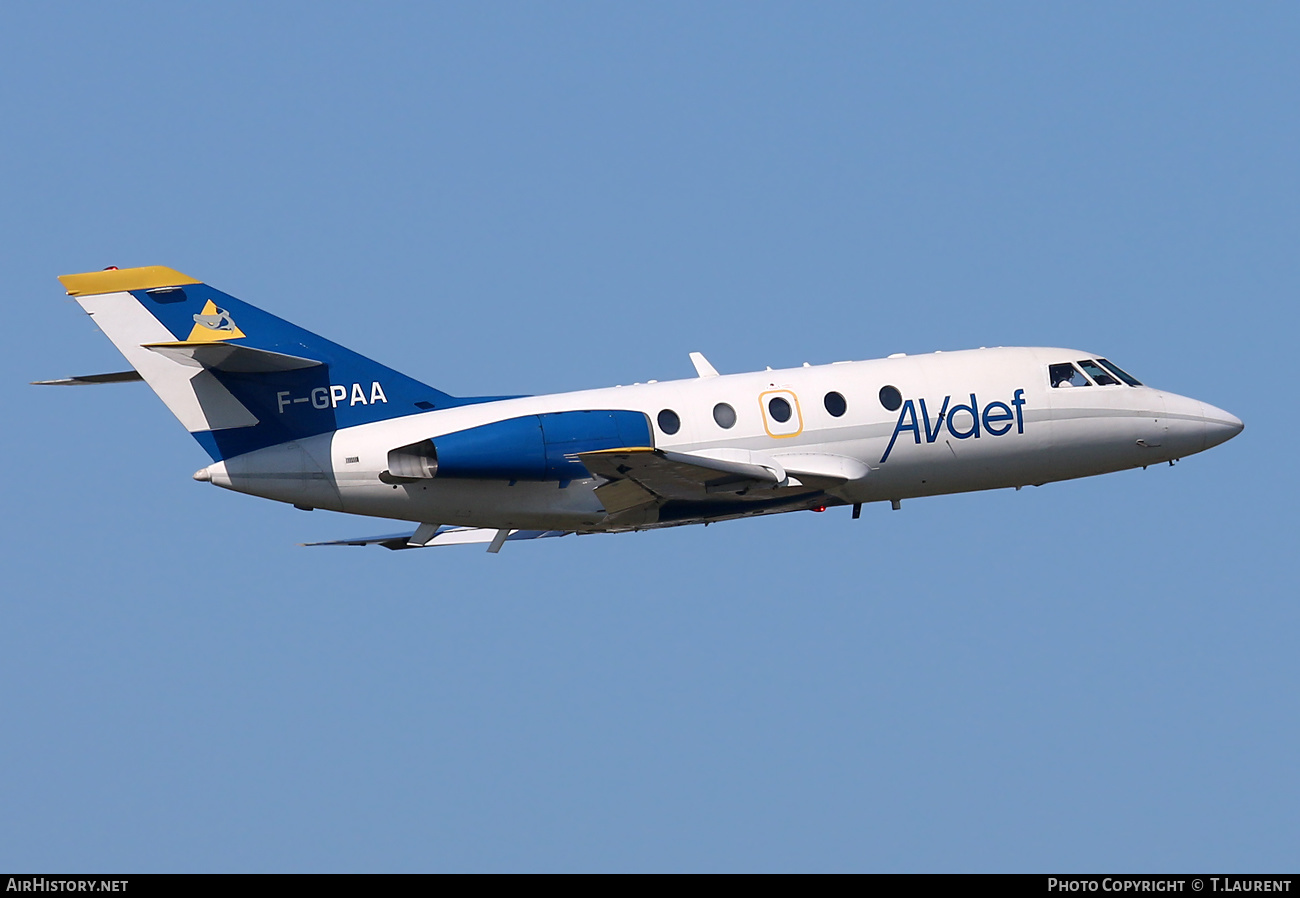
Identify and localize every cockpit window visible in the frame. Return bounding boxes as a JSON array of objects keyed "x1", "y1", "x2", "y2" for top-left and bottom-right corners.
[
  {"x1": 1078, "y1": 360, "x2": 1120, "y2": 386},
  {"x1": 1049, "y1": 363, "x2": 1091, "y2": 388},
  {"x1": 1097, "y1": 358, "x2": 1143, "y2": 386}
]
